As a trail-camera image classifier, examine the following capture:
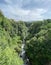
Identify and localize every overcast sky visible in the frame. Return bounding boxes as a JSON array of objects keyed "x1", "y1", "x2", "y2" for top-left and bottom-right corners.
[{"x1": 0, "y1": 0, "x2": 51, "y2": 21}]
